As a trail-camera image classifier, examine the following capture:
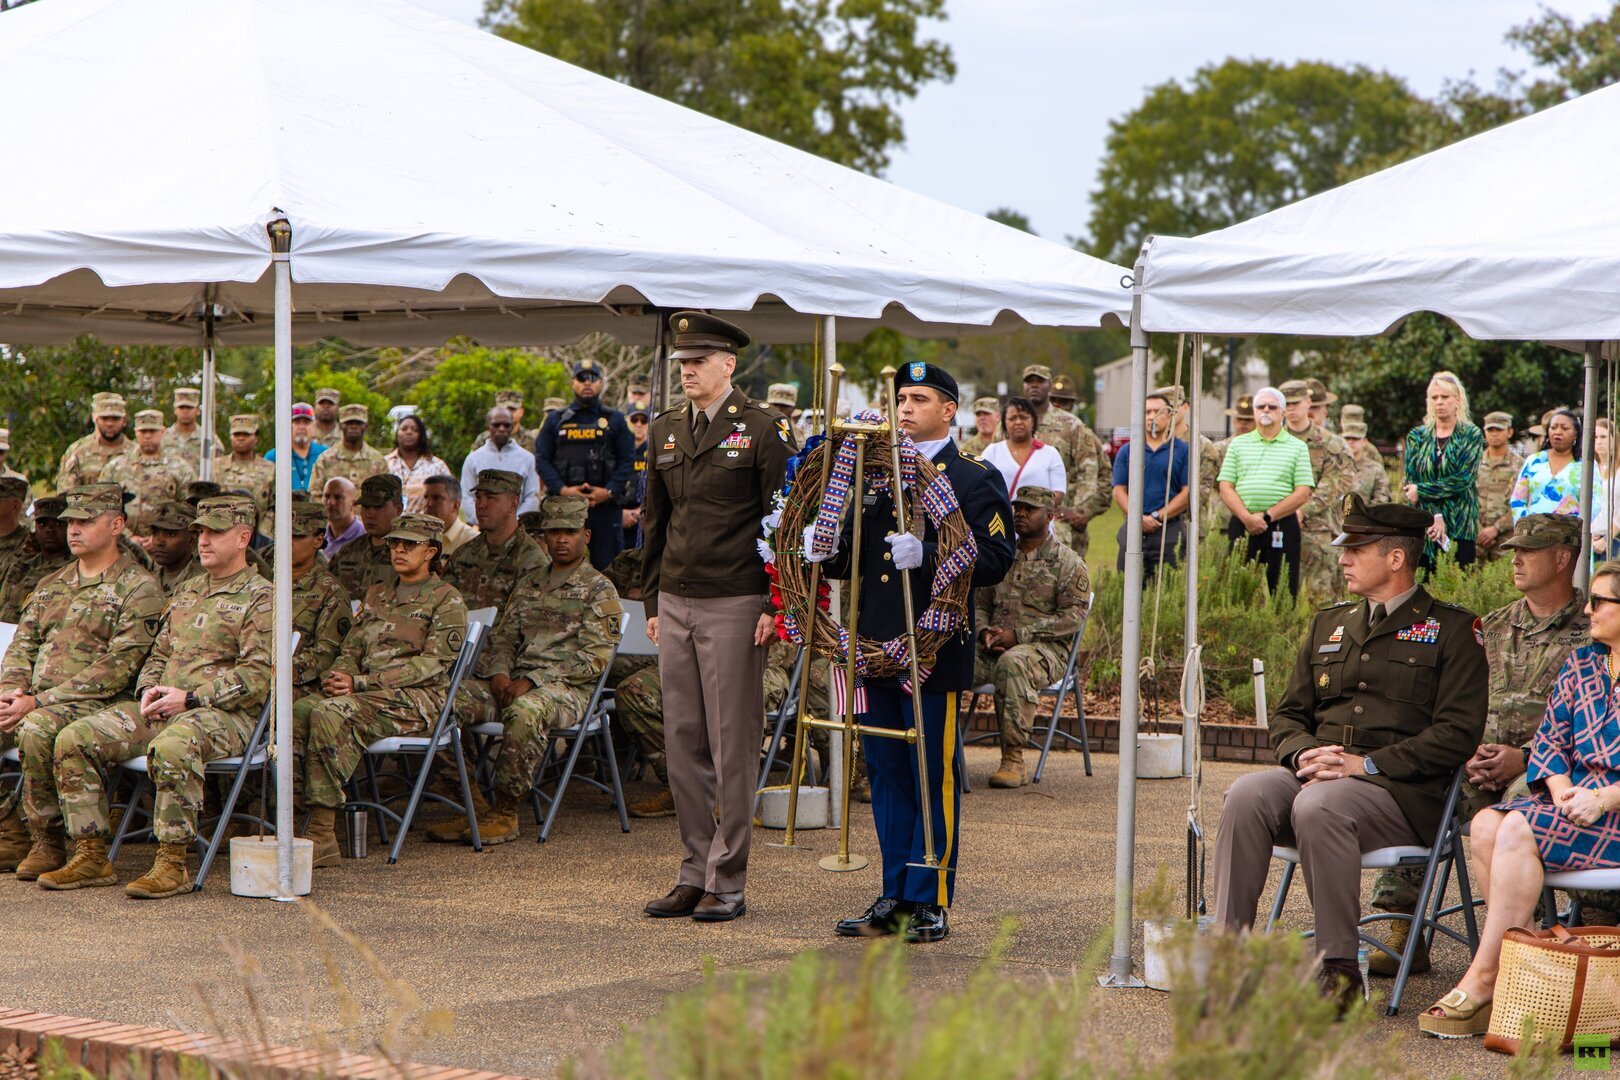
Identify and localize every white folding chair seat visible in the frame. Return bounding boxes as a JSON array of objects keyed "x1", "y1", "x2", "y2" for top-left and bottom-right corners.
[{"x1": 1546, "y1": 867, "x2": 1620, "y2": 889}]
